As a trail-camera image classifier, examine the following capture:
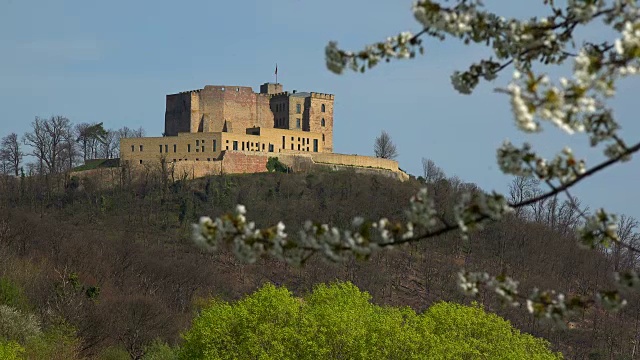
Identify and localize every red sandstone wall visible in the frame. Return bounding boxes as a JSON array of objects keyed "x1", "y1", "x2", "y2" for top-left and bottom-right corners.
[
  {"x1": 221, "y1": 152, "x2": 270, "y2": 174},
  {"x1": 195, "y1": 86, "x2": 275, "y2": 134}
]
